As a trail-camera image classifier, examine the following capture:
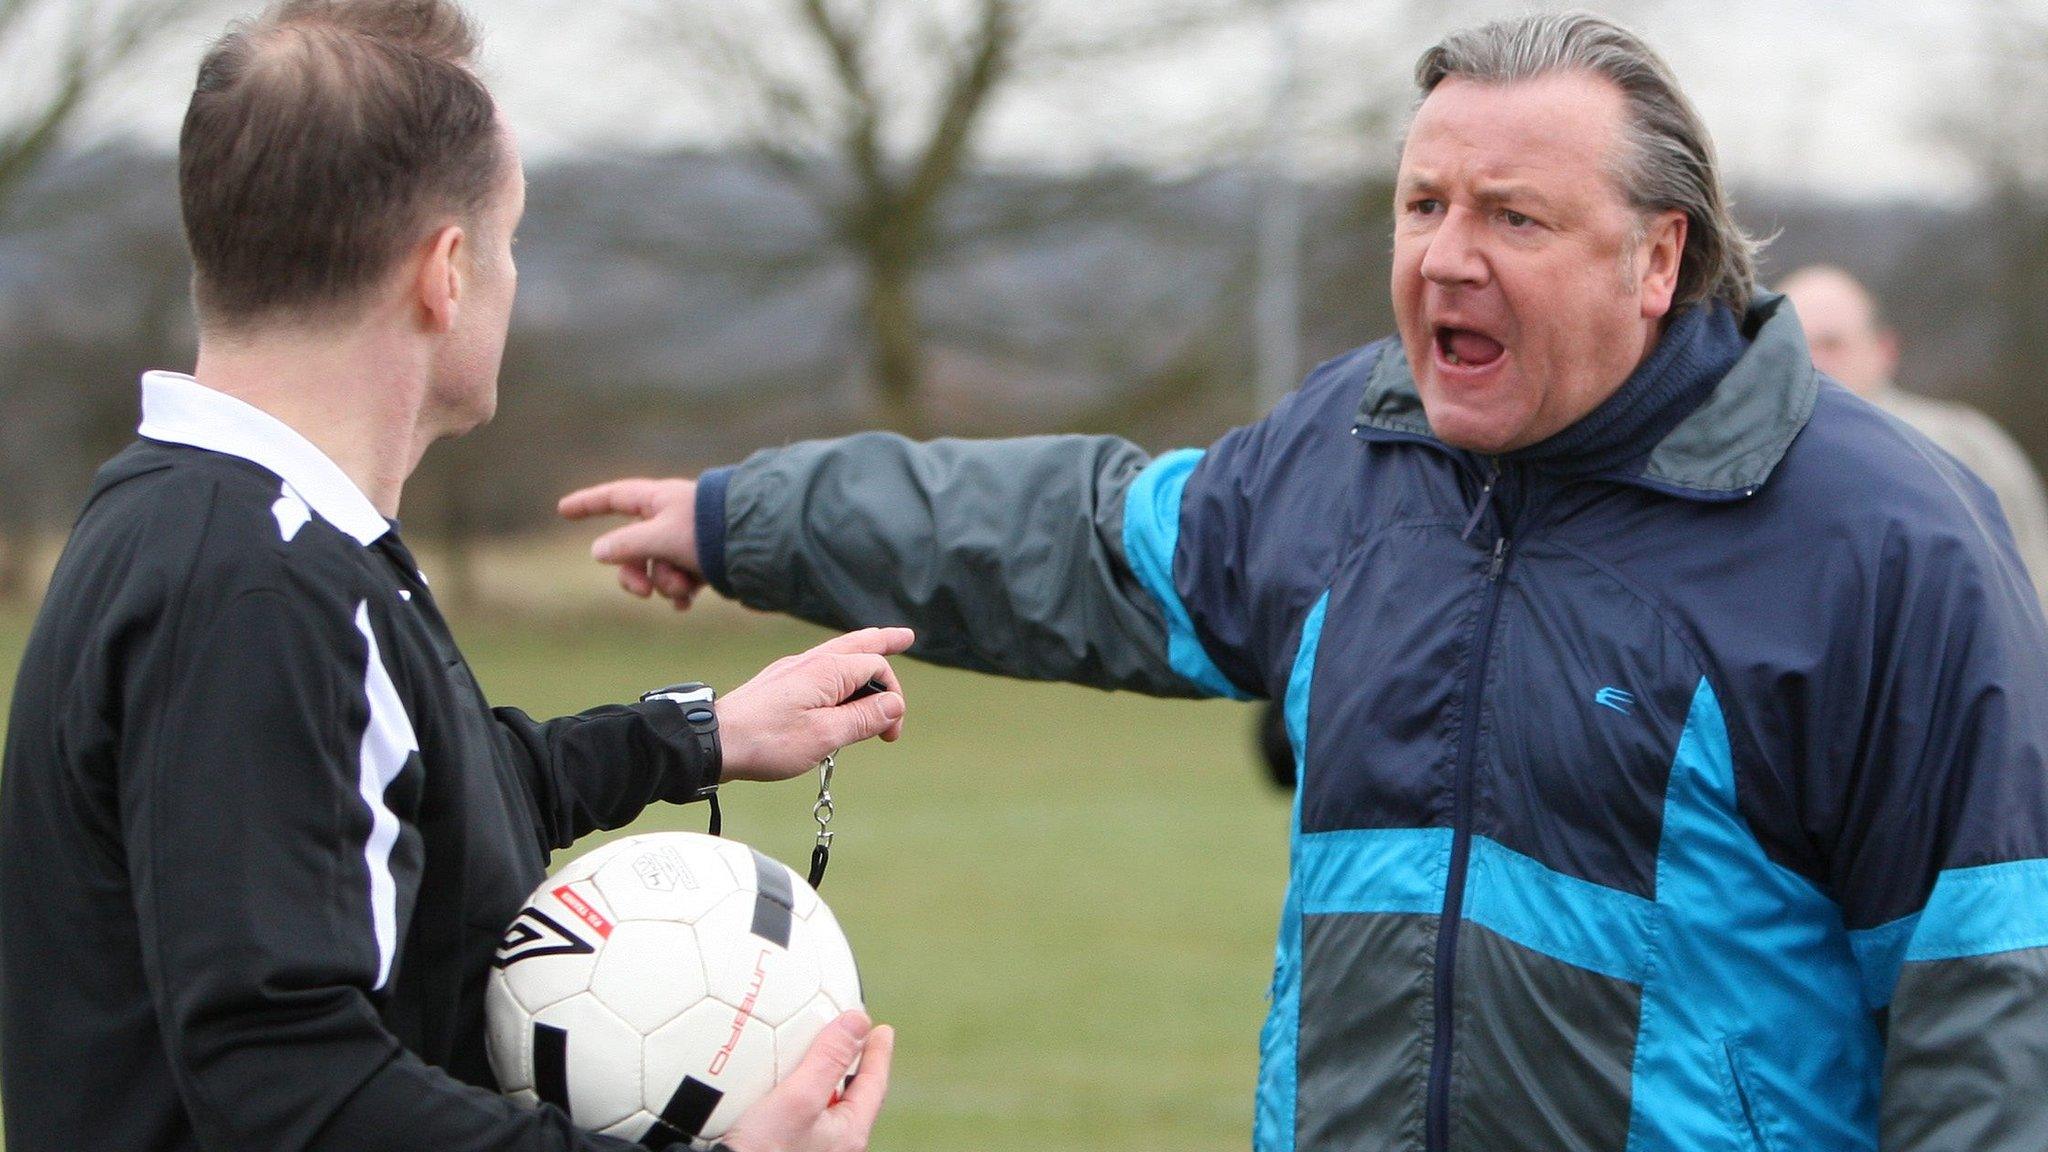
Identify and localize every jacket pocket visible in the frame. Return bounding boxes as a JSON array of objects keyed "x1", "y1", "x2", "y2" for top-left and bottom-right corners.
[{"x1": 1720, "y1": 1039, "x2": 1774, "y2": 1152}]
